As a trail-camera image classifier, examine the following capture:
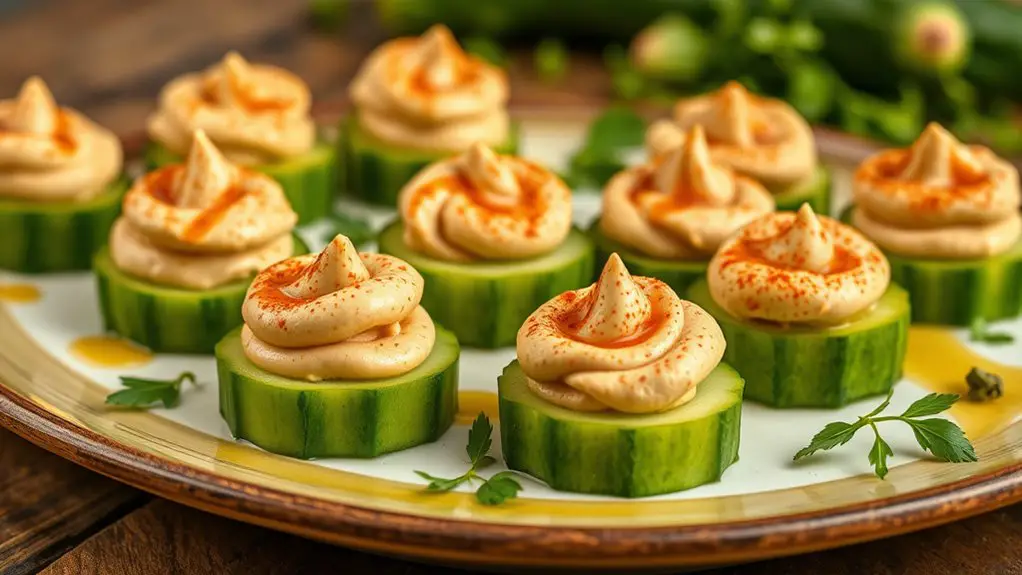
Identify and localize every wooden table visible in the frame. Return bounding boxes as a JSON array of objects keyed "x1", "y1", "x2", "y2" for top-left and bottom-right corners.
[{"x1": 1, "y1": 1, "x2": 1021, "y2": 573}]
